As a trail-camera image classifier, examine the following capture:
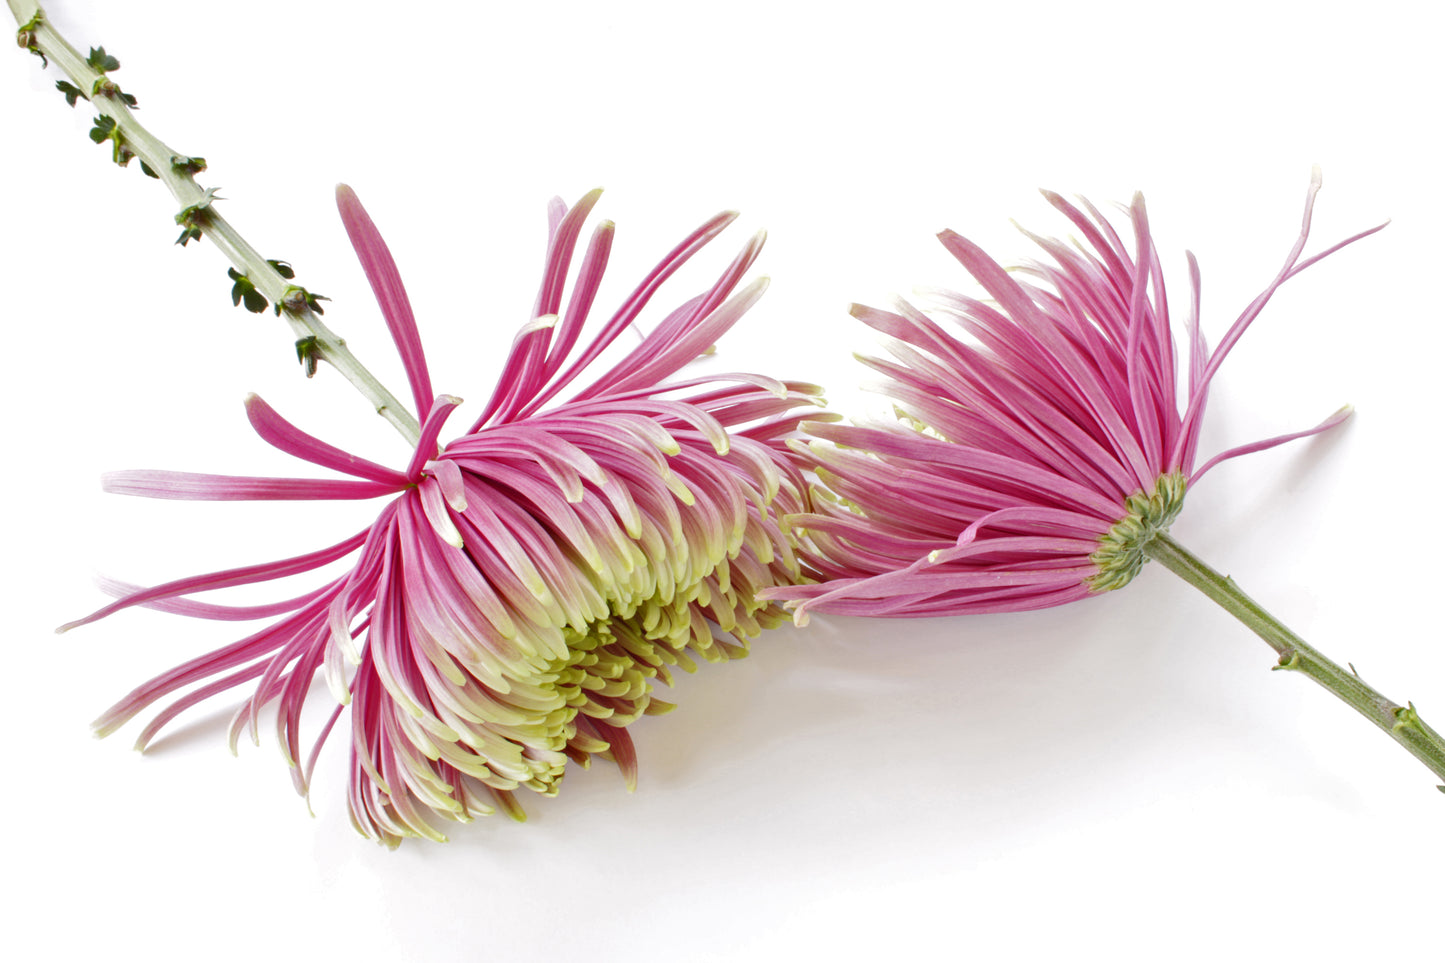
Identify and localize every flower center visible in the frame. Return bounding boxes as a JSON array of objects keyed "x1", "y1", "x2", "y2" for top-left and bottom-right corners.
[{"x1": 1089, "y1": 472, "x2": 1188, "y2": 592}]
